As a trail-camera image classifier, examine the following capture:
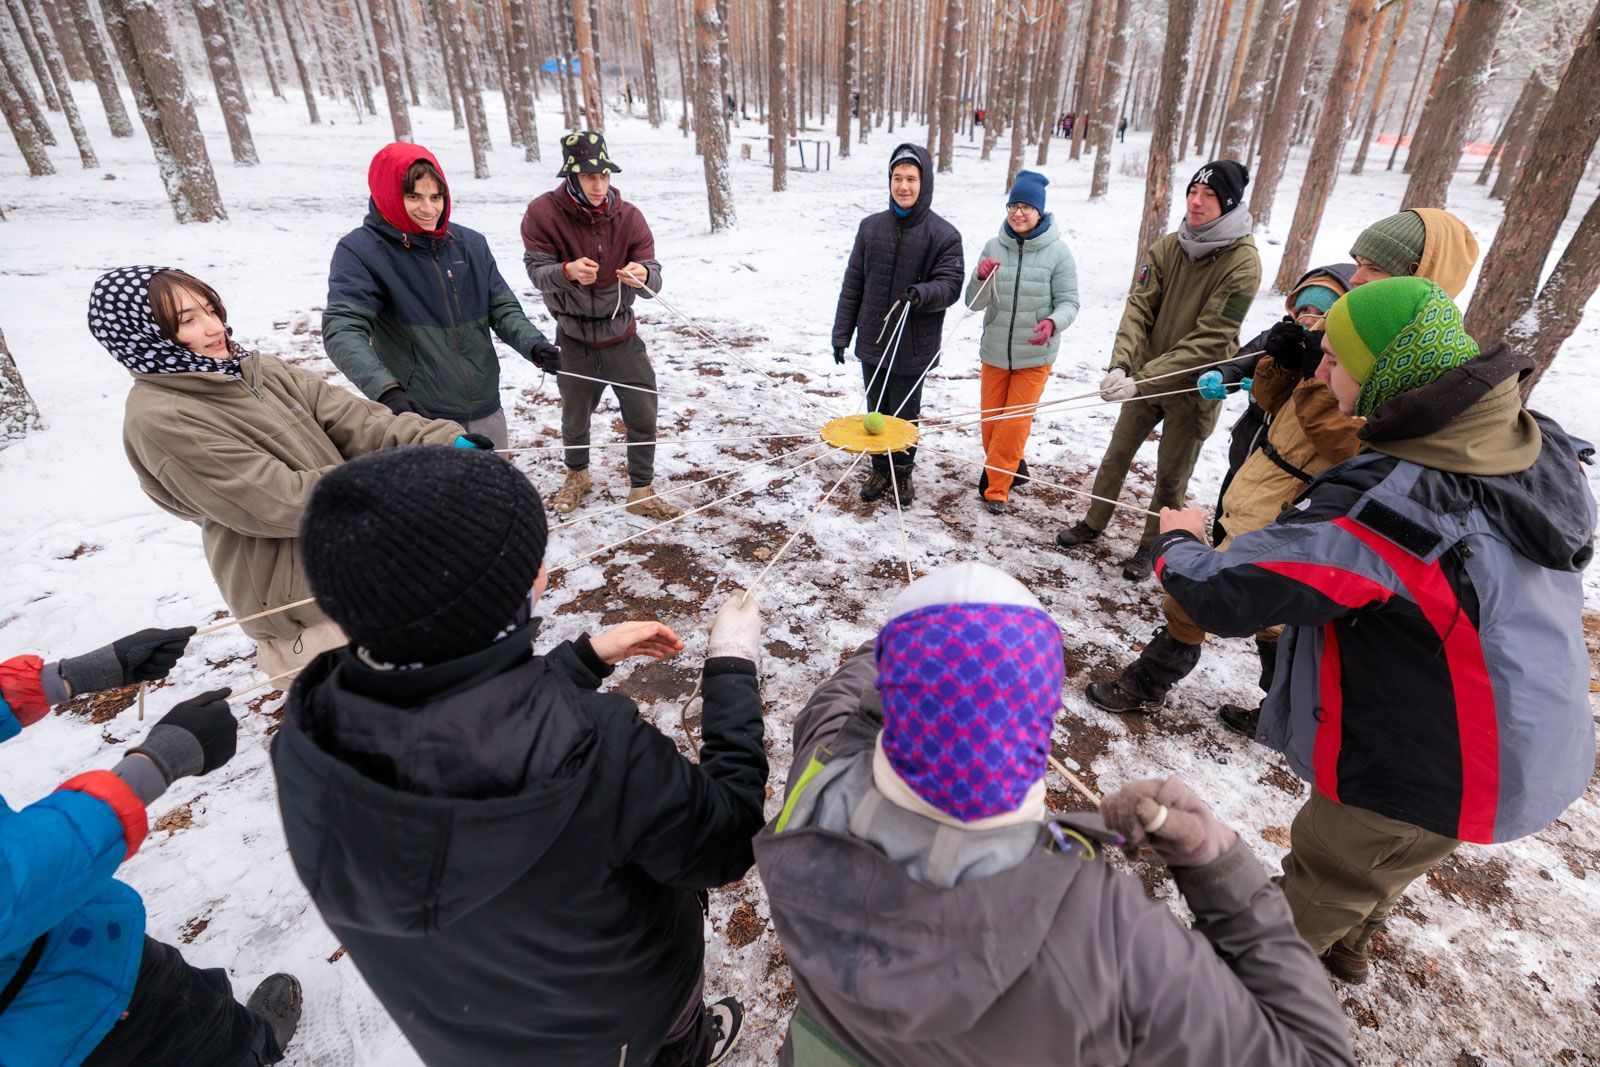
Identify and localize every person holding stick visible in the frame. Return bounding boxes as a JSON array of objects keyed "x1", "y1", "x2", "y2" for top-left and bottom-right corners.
[
  {"x1": 93, "y1": 265, "x2": 483, "y2": 679},
  {"x1": 754, "y1": 561, "x2": 1352, "y2": 1066}
]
